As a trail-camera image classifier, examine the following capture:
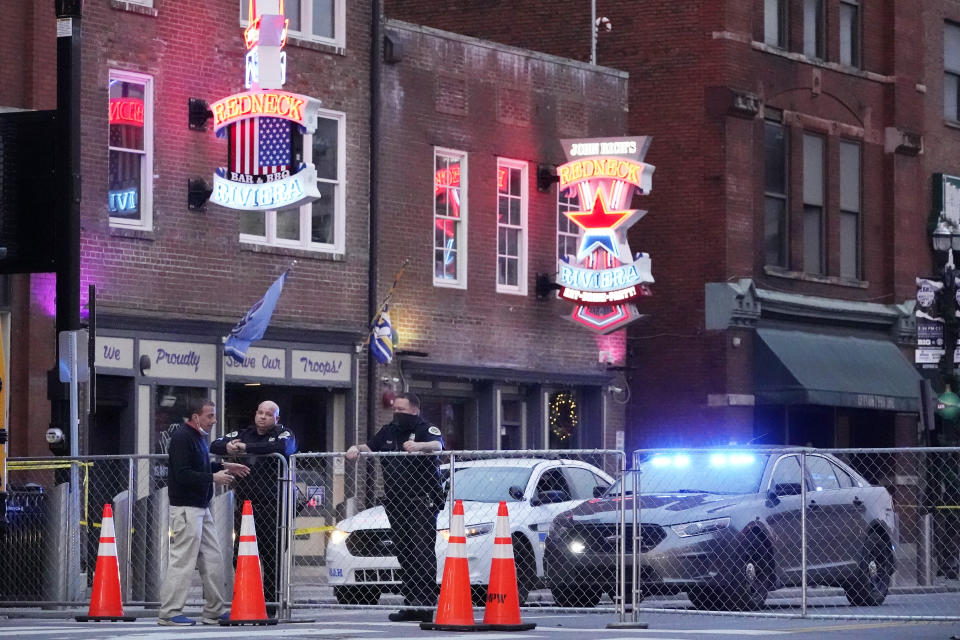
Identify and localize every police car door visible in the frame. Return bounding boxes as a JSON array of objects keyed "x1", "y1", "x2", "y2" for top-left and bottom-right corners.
[{"x1": 529, "y1": 467, "x2": 577, "y2": 545}]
